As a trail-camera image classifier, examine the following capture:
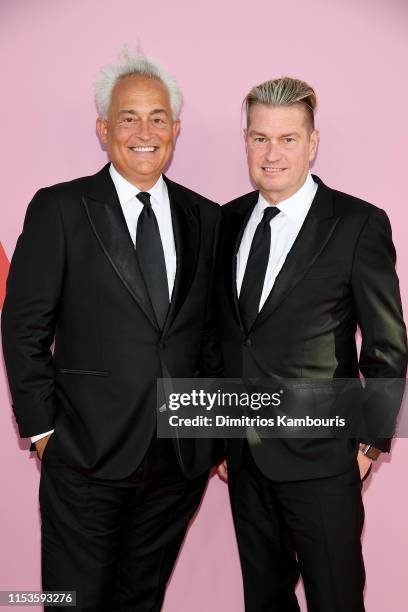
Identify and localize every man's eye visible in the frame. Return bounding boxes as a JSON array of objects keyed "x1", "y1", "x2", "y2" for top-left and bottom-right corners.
[
  {"x1": 284, "y1": 137, "x2": 295, "y2": 143},
  {"x1": 123, "y1": 117, "x2": 135, "y2": 123},
  {"x1": 153, "y1": 117, "x2": 166, "y2": 125},
  {"x1": 254, "y1": 137, "x2": 266, "y2": 143}
]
